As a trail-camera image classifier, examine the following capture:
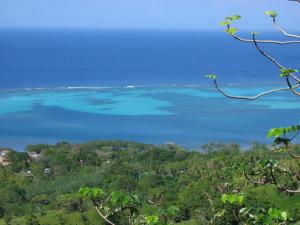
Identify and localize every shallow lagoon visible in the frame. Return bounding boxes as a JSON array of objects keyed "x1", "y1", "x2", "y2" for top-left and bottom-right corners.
[{"x1": 0, "y1": 85, "x2": 299, "y2": 150}]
